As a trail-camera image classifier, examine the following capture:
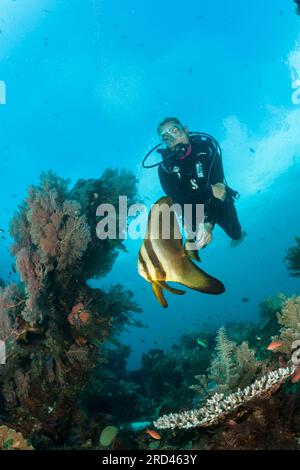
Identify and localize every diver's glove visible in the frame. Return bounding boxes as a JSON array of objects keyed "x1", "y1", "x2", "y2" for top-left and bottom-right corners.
[
  {"x1": 185, "y1": 222, "x2": 213, "y2": 253},
  {"x1": 211, "y1": 183, "x2": 227, "y2": 201}
]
